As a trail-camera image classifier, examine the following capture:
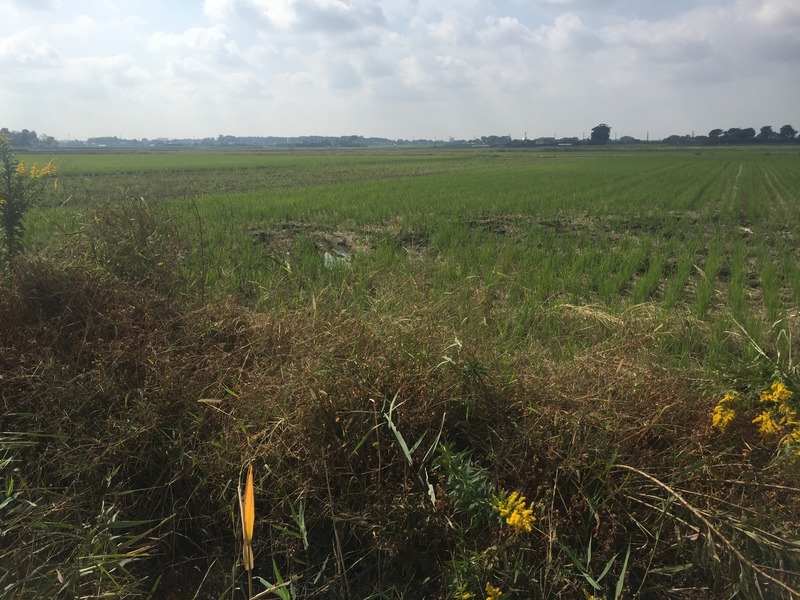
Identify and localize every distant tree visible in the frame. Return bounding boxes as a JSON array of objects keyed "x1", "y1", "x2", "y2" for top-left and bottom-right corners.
[
  {"x1": 757, "y1": 126, "x2": 775, "y2": 141},
  {"x1": 618, "y1": 135, "x2": 639, "y2": 144},
  {"x1": 590, "y1": 124, "x2": 611, "y2": 145},
  {"x1": 708, "y1": 129, "x2": 723, "y2": 143},
  {"x1": 38, "y1": 134, "x2": 57, "y2": 148},
  {"x1": 663, "y1": 134, "x2": 693, "y2": 145},
  {"x1": 723, "y1": 128, "x2": 755, "y2": 143},
  {"x1": 480, "y1": 135, "x2": 511, "y2": 147},
  {"x1": 15, "y1": 129, "x2": 38, "y2": 148},
  {"x1": 779, "y1": 124, "x2": 797, "y2": 141}
]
